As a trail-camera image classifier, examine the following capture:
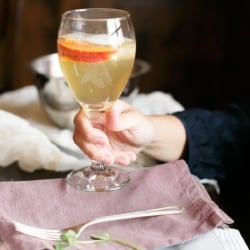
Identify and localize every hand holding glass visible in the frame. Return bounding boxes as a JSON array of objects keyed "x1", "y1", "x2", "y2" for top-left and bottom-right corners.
[{"x1": 57, "y1": 8, "x2": 136, "y2": 191}]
